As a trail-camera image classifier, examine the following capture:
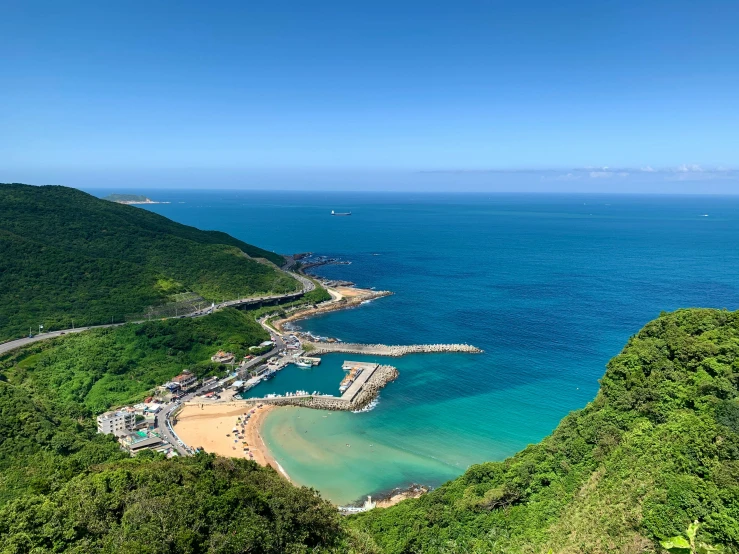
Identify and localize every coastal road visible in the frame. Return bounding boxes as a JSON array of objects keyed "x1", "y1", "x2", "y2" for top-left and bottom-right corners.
[
  {"x1": 155, "y1": 400, "x2": 192, "y2": 456},
  {"x1": 0, "y1": 265, "x2": 314, "y2": 356},
  {"x1": 0, "y1": 323, "x2": 127, "y2": 356}
]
